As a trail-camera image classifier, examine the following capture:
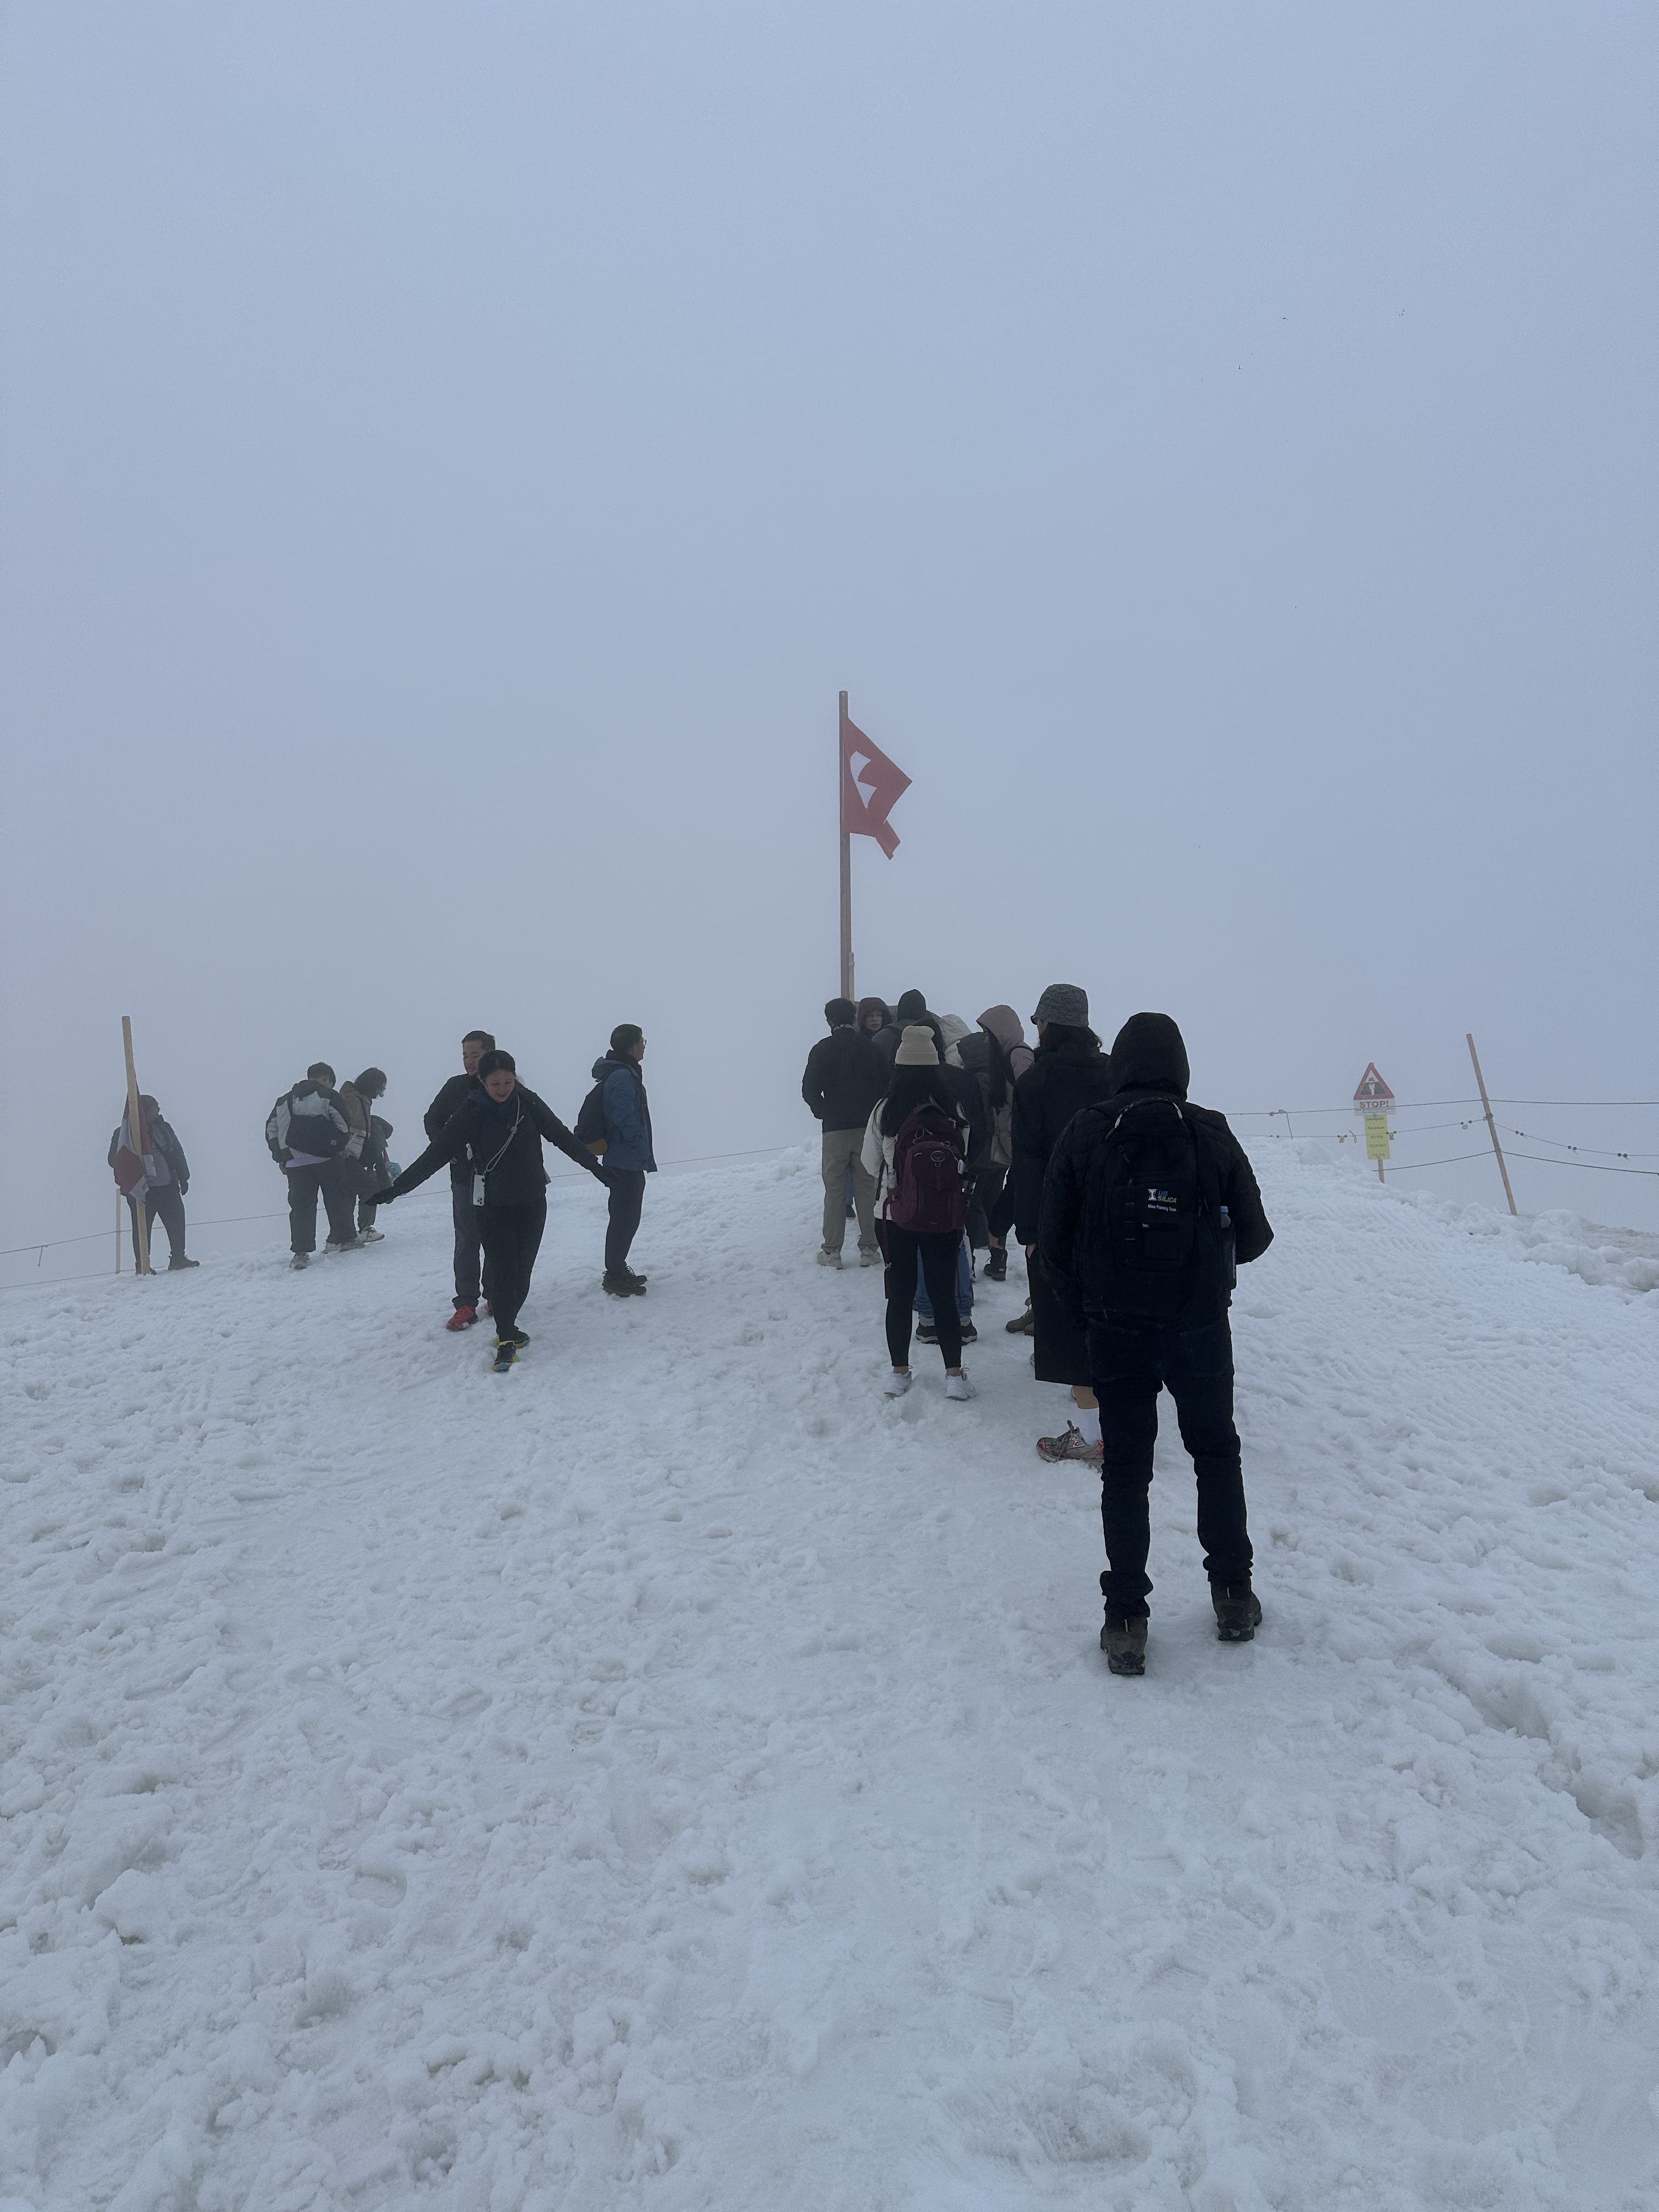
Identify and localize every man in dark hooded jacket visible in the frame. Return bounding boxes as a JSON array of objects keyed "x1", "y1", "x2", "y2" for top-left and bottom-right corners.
[
  {"x1": 1040, "y1": 1012, "x2": 1273, "y2": 1677},
  {"x1": 802, "y1": 998, "x2": 885, "y2": 1267}
]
